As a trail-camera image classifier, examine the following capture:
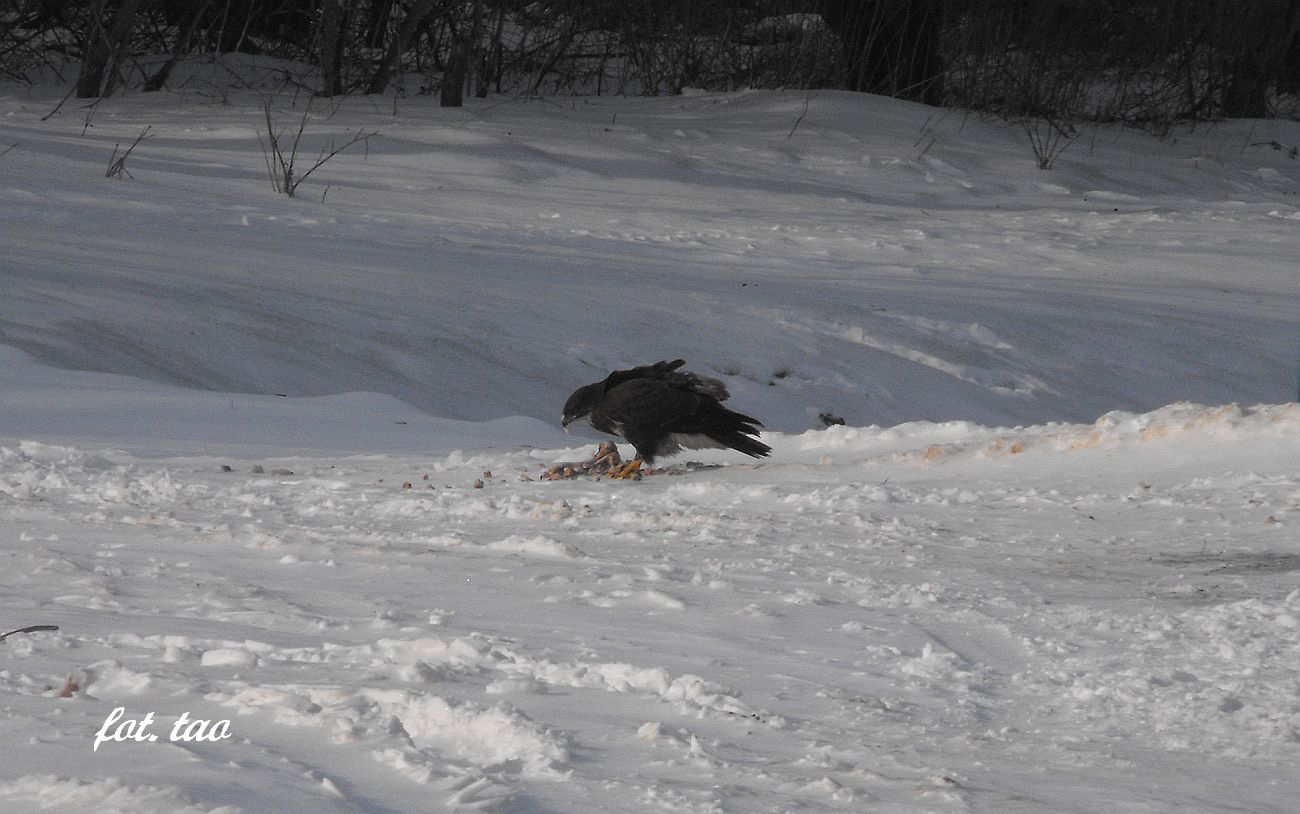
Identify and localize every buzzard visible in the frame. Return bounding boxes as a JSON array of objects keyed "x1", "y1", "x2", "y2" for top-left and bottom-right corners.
[{"x1": 561, "y1": 359, "x2": 771, "y2": 478}]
